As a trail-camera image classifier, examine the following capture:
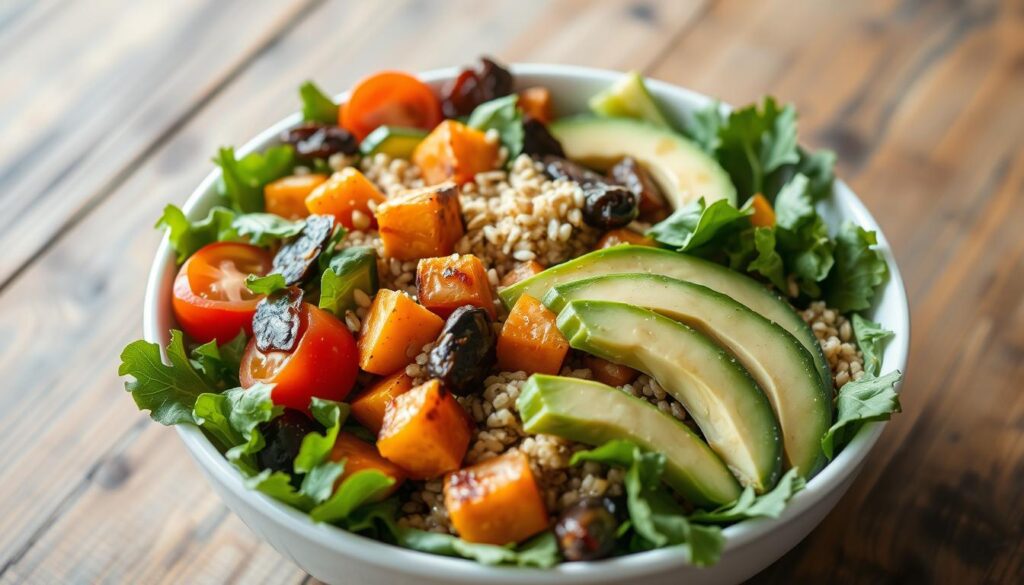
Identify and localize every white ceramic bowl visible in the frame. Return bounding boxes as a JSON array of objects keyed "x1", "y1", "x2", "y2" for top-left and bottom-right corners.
[{"x1": 143, "y1": 64, "x2": 910, "y2": 585}]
